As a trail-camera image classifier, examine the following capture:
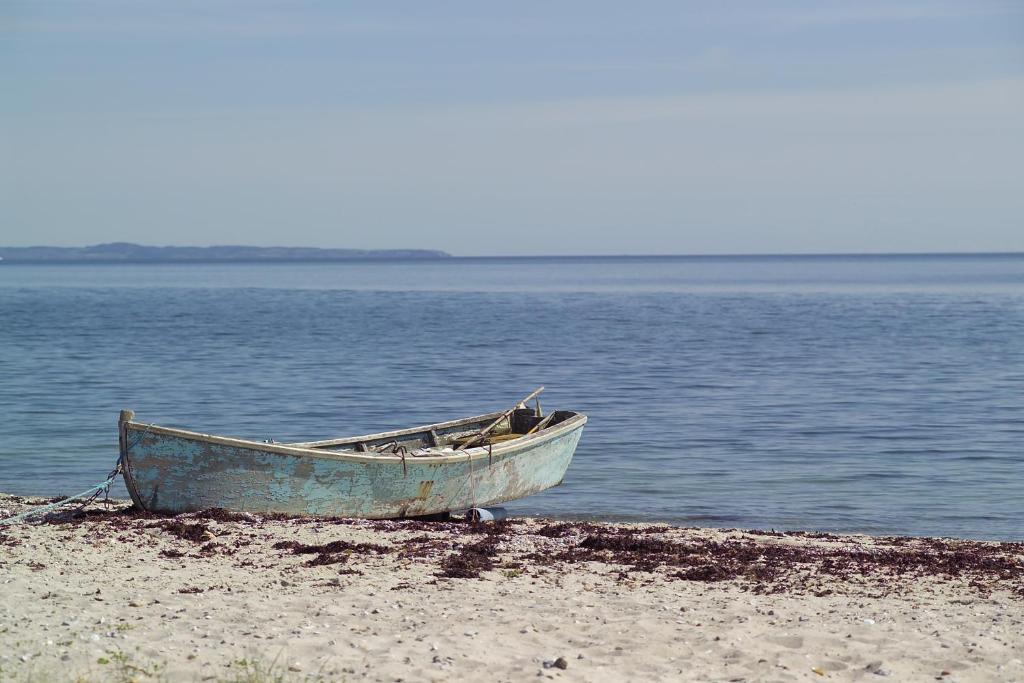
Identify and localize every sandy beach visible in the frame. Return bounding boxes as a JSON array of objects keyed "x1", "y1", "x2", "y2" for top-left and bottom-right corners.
[{"x1": 1, "y1": 493, "x2": 1021, "y2": 682}]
